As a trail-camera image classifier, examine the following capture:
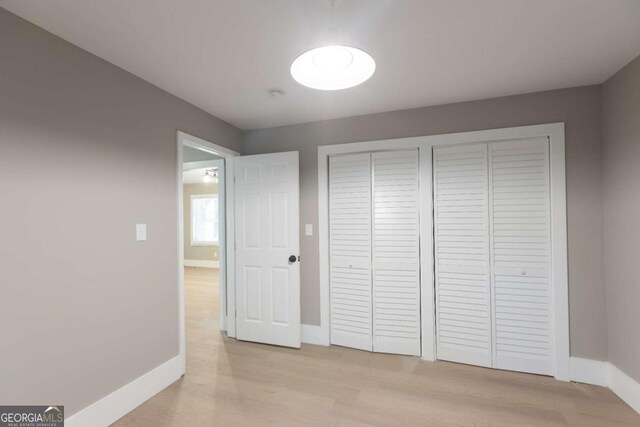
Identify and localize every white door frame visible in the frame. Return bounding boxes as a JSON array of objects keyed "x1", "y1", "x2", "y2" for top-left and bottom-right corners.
[
  {"x1": 317, "y1": 123, "x2": 570, "y2": 381},
  {"x1": 177, "y1": 131, "x2": 239, "y2": 374}
]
